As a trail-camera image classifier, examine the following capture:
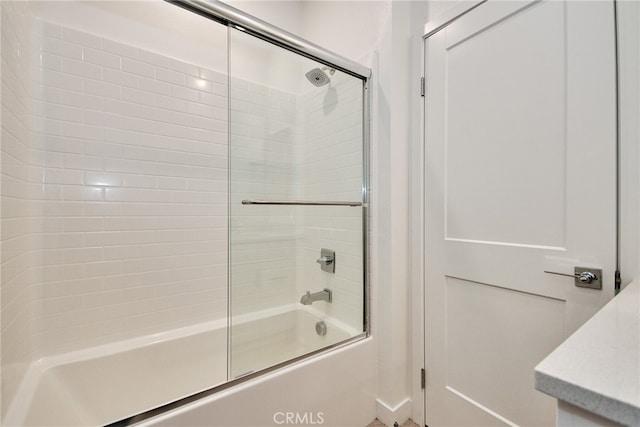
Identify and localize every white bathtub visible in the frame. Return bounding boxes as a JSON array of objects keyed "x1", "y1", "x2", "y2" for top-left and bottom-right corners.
[
  {"x1": 4, "y1": 305, "x2": 360, "y2": 427},
  {"x1": 138, "y1": 336, "x2": 377, "y2": 427}
]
